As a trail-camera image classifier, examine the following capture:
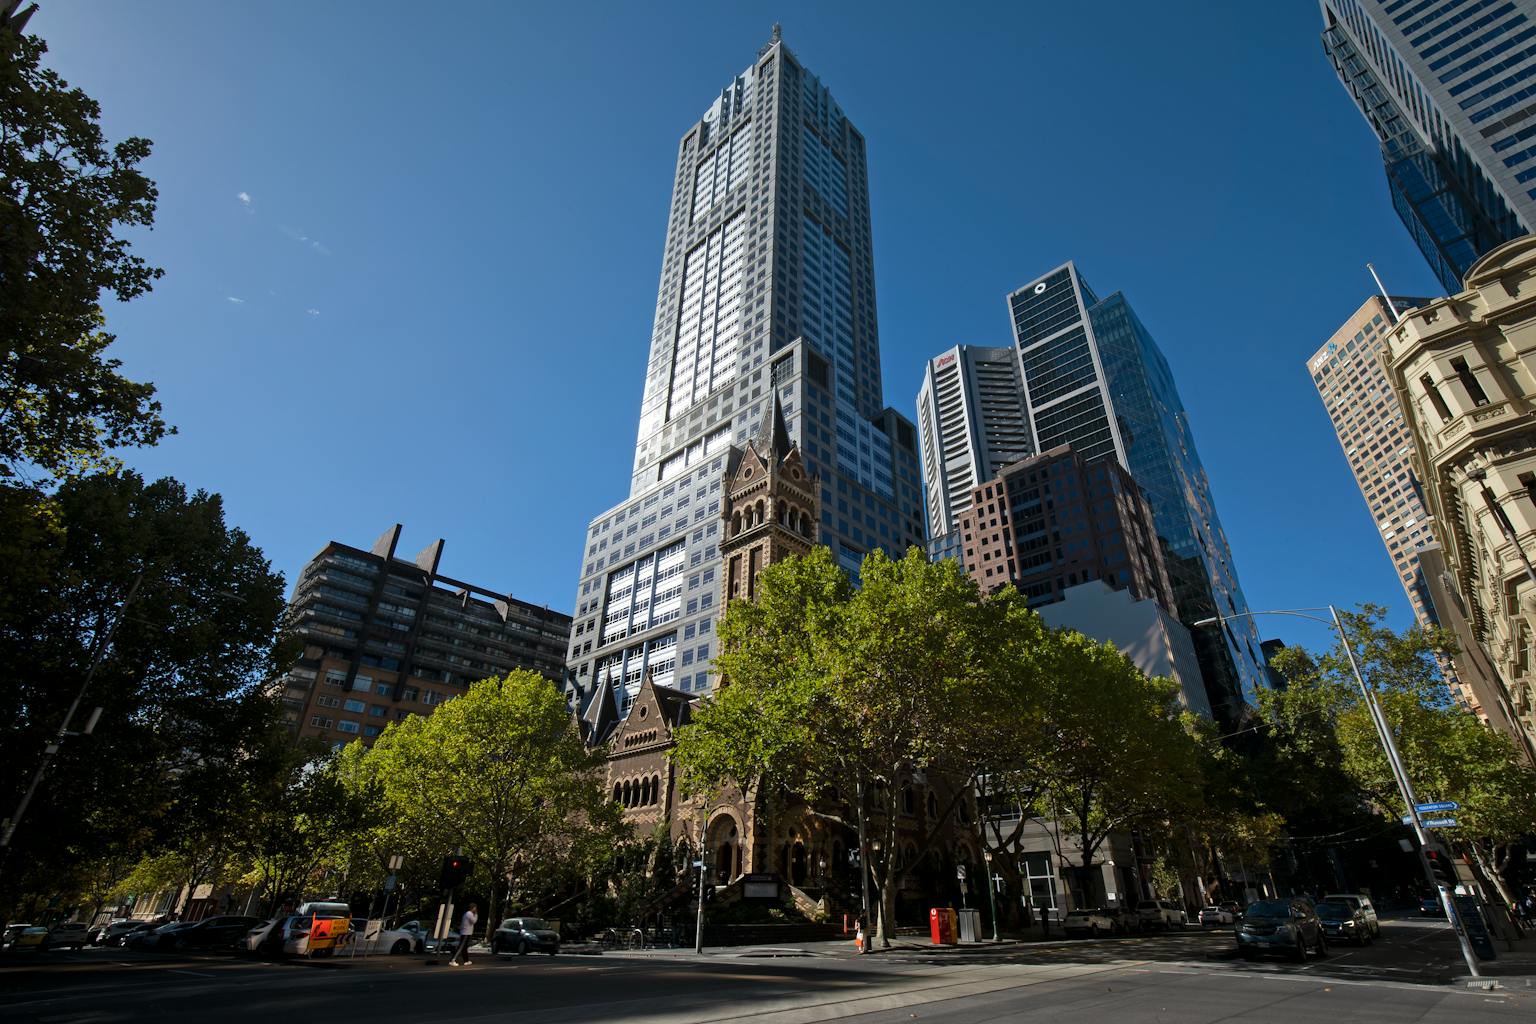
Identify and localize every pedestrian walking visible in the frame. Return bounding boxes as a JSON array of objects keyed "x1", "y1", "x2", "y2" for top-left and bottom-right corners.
[{"x1": 450, "y1": 902, "x2": 478, "y2": 966}]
